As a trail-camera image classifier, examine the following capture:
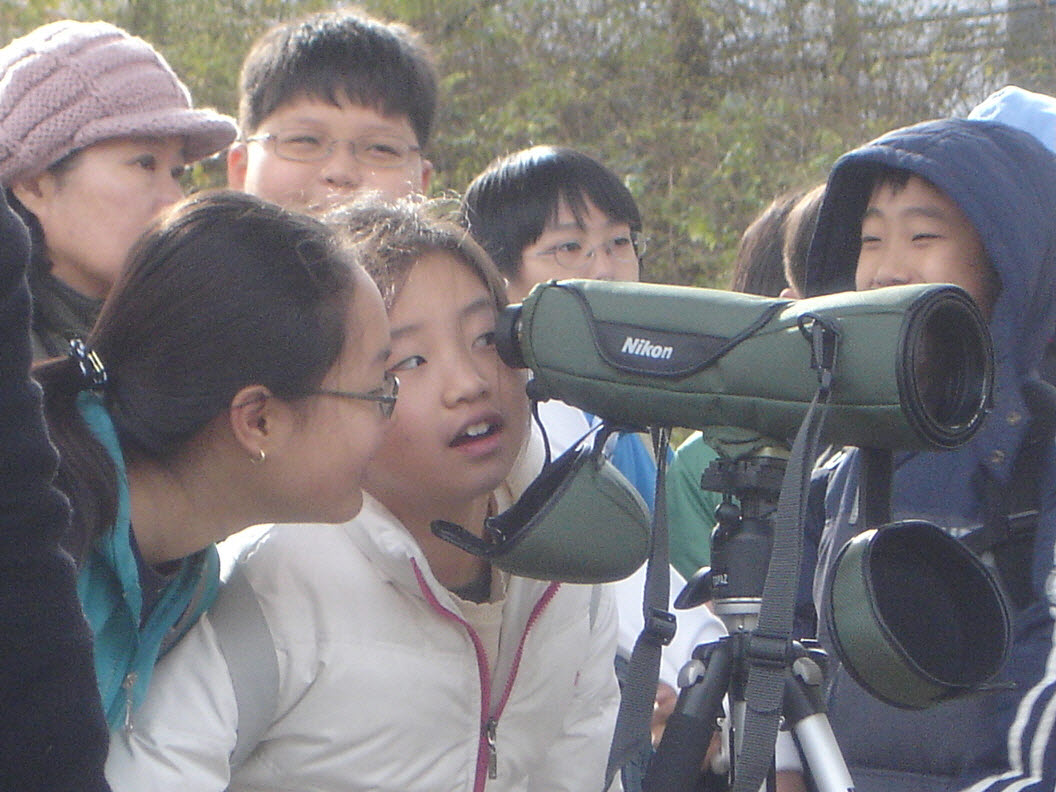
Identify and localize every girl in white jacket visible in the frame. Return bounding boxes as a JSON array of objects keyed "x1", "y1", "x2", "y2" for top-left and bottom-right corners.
[{"x1": 106, "y1": 199, "x2": 621, "y2": 792}]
